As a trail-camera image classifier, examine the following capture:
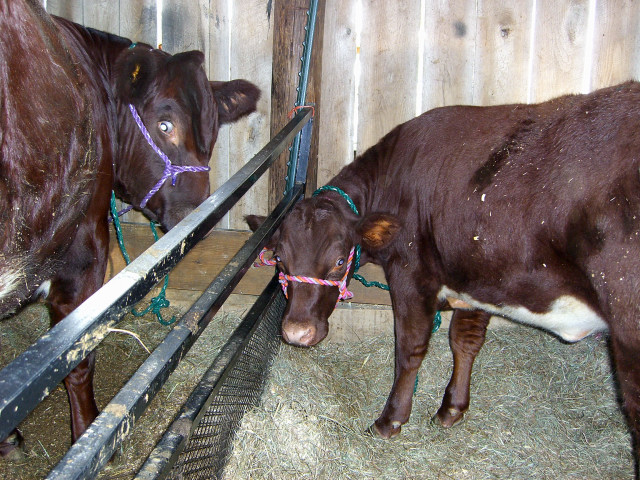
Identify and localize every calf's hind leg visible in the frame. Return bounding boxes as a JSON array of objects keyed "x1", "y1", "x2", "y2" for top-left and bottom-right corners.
[
  {"x1": 433, "y1": 309, "x2": 490, "y2": 427},
  {"x1": 608, "y1": 328, "x2": 640, "y2": 478}
]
